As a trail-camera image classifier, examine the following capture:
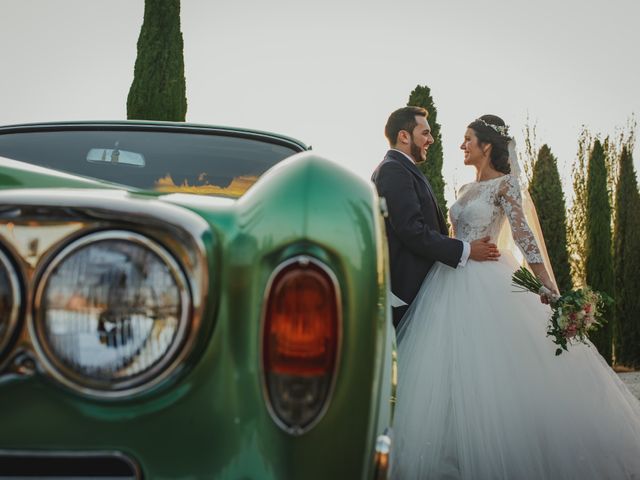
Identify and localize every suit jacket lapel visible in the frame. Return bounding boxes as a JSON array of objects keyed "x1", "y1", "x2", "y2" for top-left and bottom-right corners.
[{"x1": 386, "y1": 150, "x2": 448, "y2": 233}]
